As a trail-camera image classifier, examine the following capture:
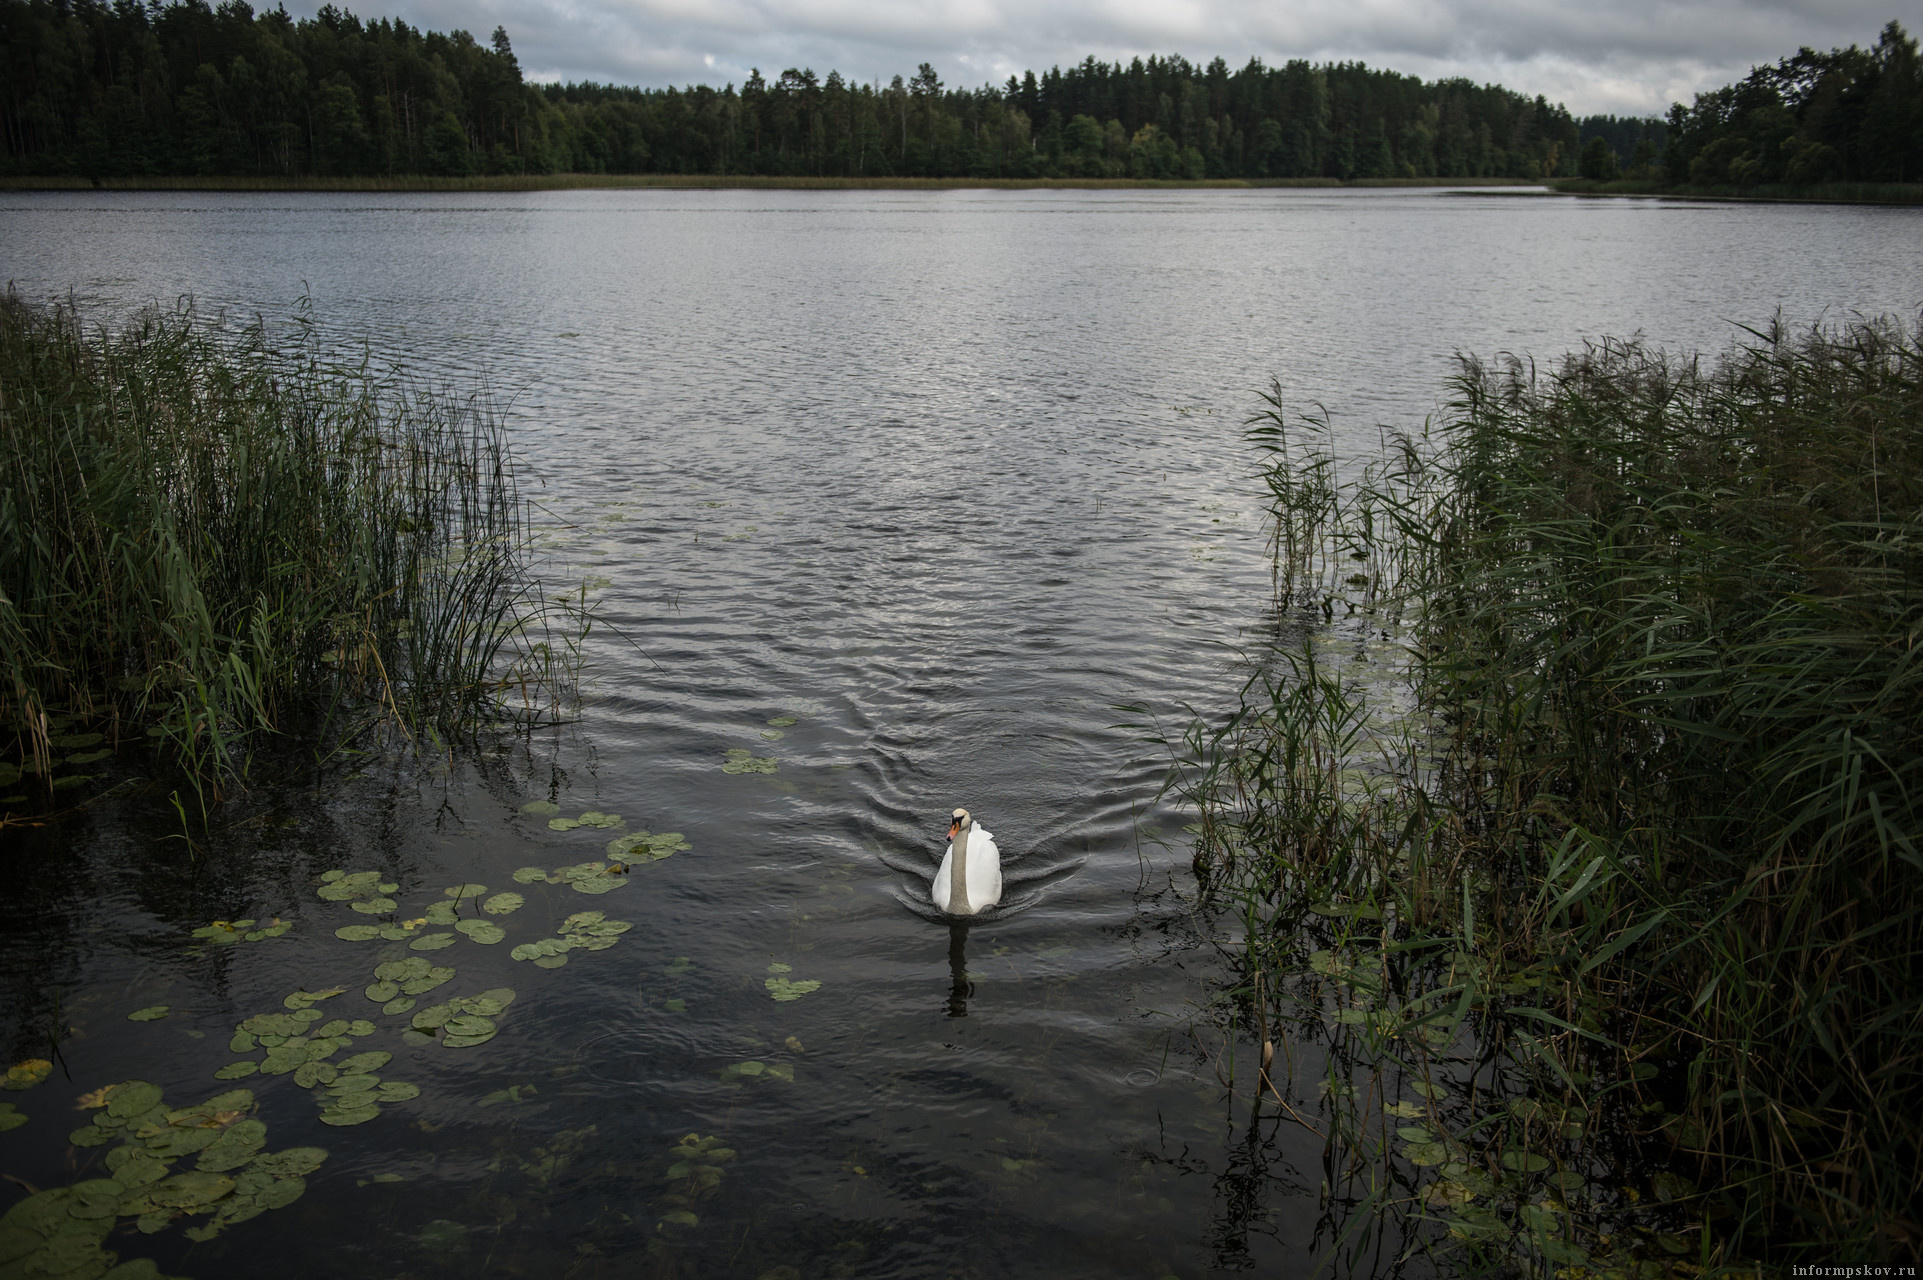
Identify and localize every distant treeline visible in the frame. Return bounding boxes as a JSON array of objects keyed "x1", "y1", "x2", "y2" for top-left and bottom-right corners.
[
  {"x1": 1659, "y1": 21, "x2": 1921, "y2": 186},
  {"x1": 0, "y1": 0, "x2": 1586, "y2": 180}
]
